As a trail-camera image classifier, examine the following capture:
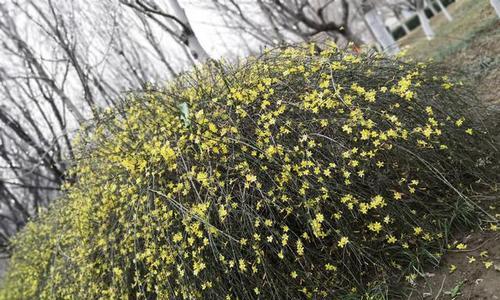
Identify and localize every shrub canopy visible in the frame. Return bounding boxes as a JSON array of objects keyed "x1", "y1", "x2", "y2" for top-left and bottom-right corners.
[{"x1": 1, "y1": 45, "x2": 497, "y2": 299}]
